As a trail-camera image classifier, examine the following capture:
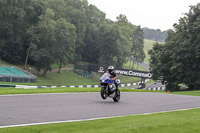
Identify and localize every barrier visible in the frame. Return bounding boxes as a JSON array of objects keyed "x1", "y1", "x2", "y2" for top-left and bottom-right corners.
[{"x1": 0, "y1": 79, "x2": 166, "y2": 91}]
